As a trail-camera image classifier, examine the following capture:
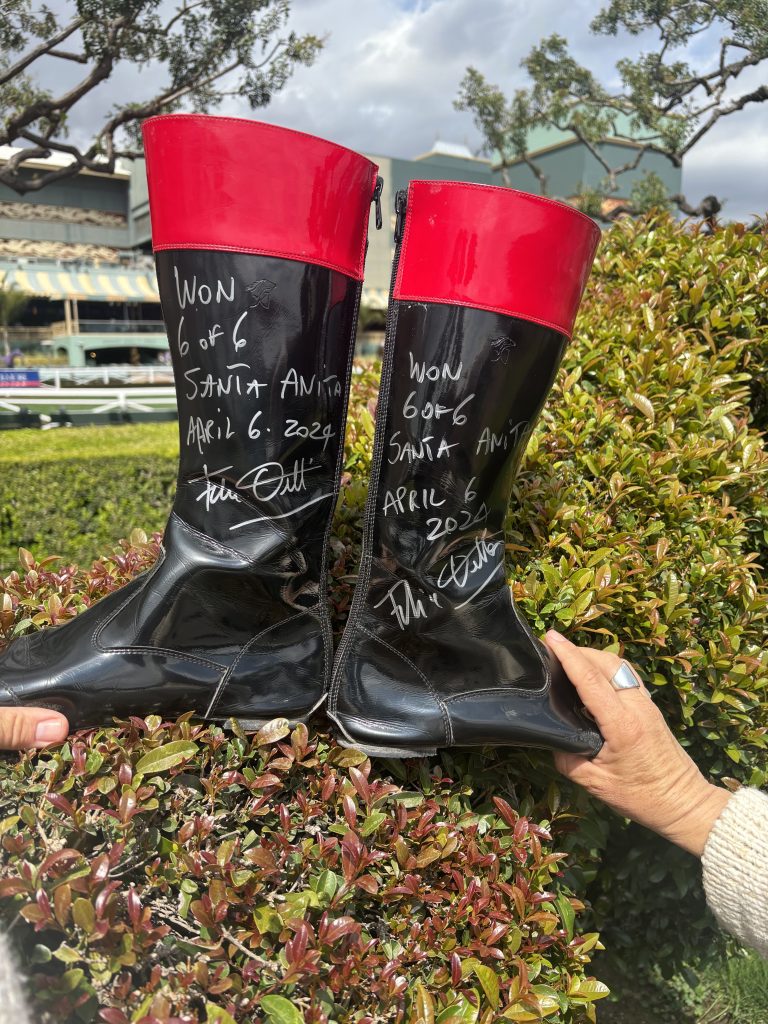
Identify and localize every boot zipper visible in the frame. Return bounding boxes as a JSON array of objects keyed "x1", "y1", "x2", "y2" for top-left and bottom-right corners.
[
  {"x1": 329, "y1": 188, "x2": 409, "y2": 712},
  {"x1": 372, "y1": 175, "x2": 384, "y2": 230},
  {"x1": 394, "y1": 188, "x2": 407, "y2": 243}
]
